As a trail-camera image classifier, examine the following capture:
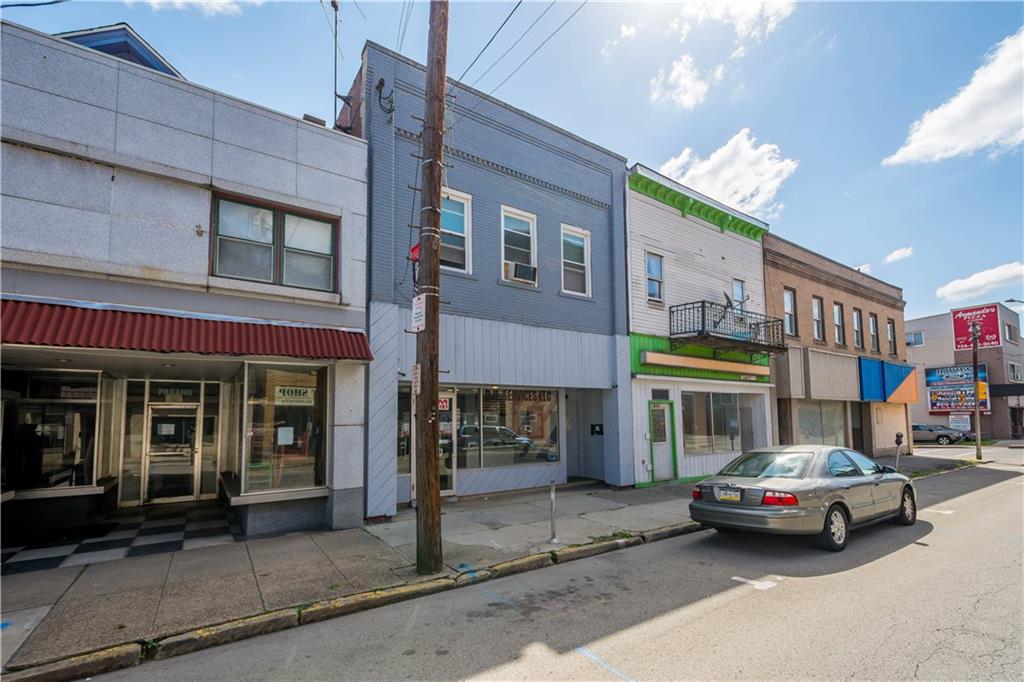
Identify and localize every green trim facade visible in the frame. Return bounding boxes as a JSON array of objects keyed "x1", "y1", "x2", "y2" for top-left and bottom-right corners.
[
  {"x1": 630, "y1": 333, "x2": 770, "y2": 383},
  {"x1": 628, "y1": 172, "x2": 767, "y2": 241}
]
